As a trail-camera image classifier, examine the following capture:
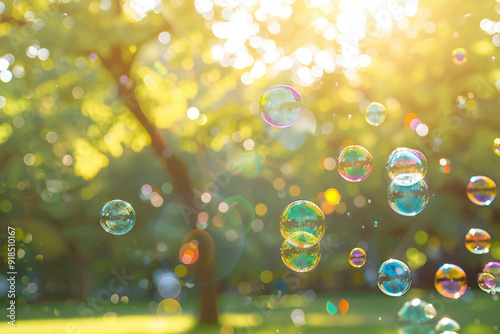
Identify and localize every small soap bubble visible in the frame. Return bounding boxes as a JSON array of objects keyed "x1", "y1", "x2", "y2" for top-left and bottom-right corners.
[
  {"x1": 364, "y1": 102, "x2": 386, "y2": 126},
  {"x1": 376, "y1": 259, "x2": 412, "y2": 296},
  {"x1": 478, "y1": 272, "x2": 496, "y2": 292},
  {"x1": 387, "y1": 174, "x2": 429, "y2": 216},
  {"x1": 100, "y1": 200, "x2": 135, "y2": 235},
  {"x1": 281, "y1": 231, "x2": 321, "y2": 273},
  {"x1": 435, "y1": 317, "x2": 461, "y2": 333},
  {"x1": 397, "y1": 298, "x2": 436, "y2": 324},
  {"x1": 260, "y1": 85, "x2": 302, "y2": 128},
  {"x1": 349, "y1": 247, "x2": 367, "y2": 268},
  {"x1": 280, "y1": 200, "x2": 325, "y2": 244},
  {"x1": 452, "y1": 48, "x2": 467, "y2": 64},
  {"x1": 337, "y1": 145, "x2": 373, "y2": 182},
  {"x1": 465, "y1": 228, "x2": 491, "y2": 254},
  {"x1": 386, "y1": 147, "x2": 427, "y2": 179},
  {"x1": 434, "y1": 264, "x2": 467, "y2": 299},
  {"x1": 467, "y1": 175, "x2": 497, "y2": 206}
]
